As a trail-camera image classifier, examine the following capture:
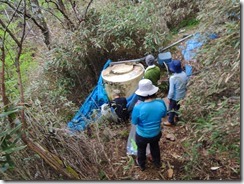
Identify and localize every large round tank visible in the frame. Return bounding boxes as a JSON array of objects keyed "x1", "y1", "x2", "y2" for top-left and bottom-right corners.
[{"x1": 101, "y1": 63, "x2": 145, "y2": 100}]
